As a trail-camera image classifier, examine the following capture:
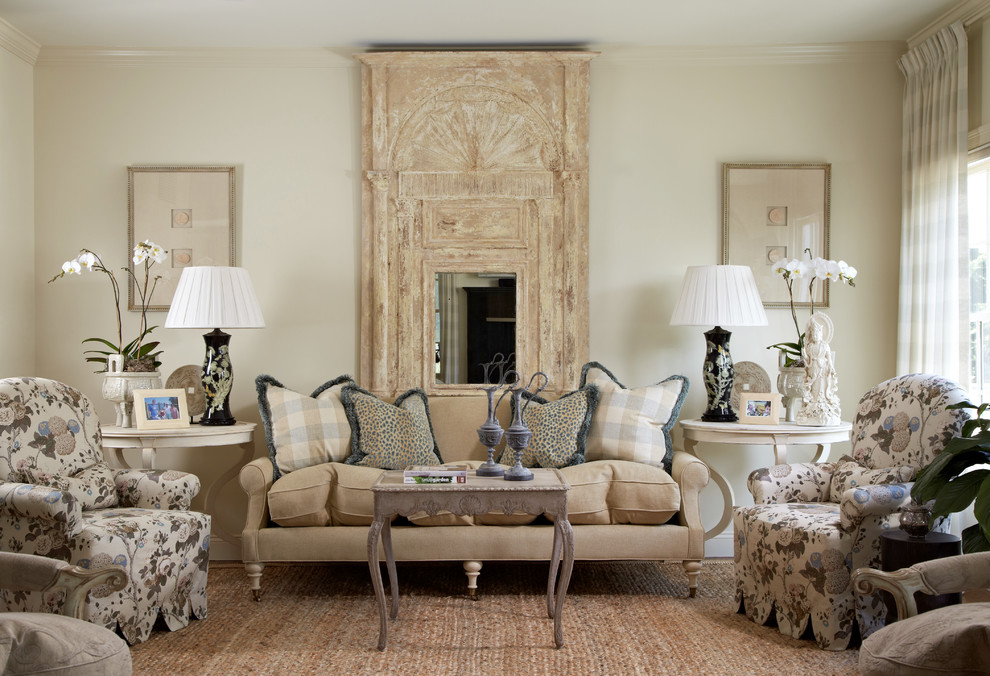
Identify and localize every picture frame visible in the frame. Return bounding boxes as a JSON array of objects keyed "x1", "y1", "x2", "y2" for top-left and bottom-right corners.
[
  {"x1": 739, "y1": 392, "x2": 782, "y2": 425},
  {"x1": 127, "y1": 165, "x2": 236, "y2": 311},
  {"x1": 133, "y1": 389, "x2": 191, "y2": 429},
  {"x1": 721, "y1": 162, "x2": 831, "y2": 308}
]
